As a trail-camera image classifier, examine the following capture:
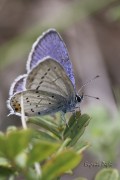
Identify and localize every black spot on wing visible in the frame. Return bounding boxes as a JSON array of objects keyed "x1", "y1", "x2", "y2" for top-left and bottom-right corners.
[
  {"x1": 39, "y1": 81, "x2": 43, "y2": 84},
  {"x1": 31, "y1": 109, "x2": 34, "y2": 112},
  {"x1": 36, "y1": 86, "x2": 40, "y2": 91},
  {"x1": 44, "y1": 72, "x2": 47, "y2": 76},
  {"x1": 26, "y1": 97, "x2": 30, "y2": 103},
  {"x1": 25, "y1": 112, "x2": 29, "y2": 116}
]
